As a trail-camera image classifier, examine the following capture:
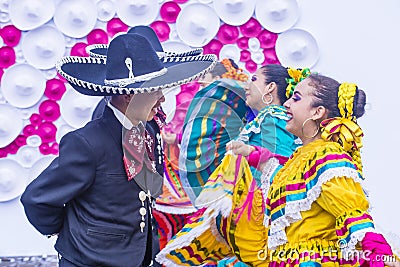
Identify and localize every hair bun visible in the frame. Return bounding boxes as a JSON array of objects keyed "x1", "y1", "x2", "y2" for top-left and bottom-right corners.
[{"x1": 354, "y1": 88, "x2": 366, "y2": 118}]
